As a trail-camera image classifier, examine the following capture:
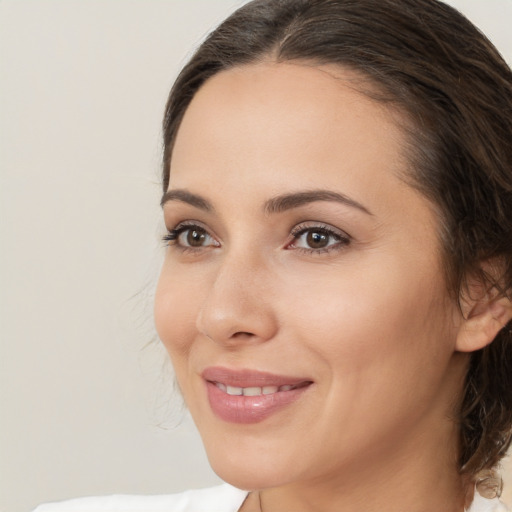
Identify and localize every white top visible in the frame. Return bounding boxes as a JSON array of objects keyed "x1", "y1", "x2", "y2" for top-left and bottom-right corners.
[
  {"x1": 33, "y1": 483, "x2": 510, "y2": 512},
  {"x1": 33, "y1": 484, "x2": 247, "y2": 512}
]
